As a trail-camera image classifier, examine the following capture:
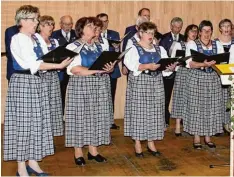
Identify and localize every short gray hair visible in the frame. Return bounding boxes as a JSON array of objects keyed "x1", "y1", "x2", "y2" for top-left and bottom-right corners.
[
  {"x1": 15, "y1": 5, "x2": 40, "y2": 26},
  {"x1": 136, "y1": 16, "x2": 149, "y2": 26},
  {"x1": 170, "y1": 17, "x2": 183, "y2": 25}
]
